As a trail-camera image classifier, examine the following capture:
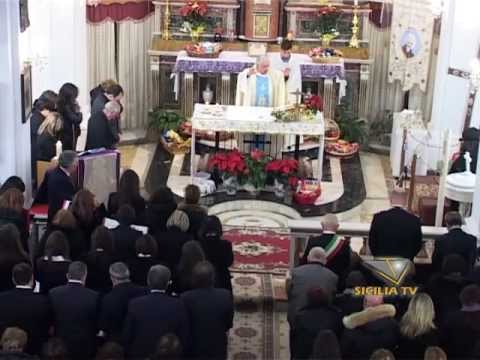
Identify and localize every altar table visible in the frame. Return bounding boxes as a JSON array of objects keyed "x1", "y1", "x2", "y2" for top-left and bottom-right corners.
[{"x1": 190, "y1": 104, "x2": 325, "y2": 181}]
